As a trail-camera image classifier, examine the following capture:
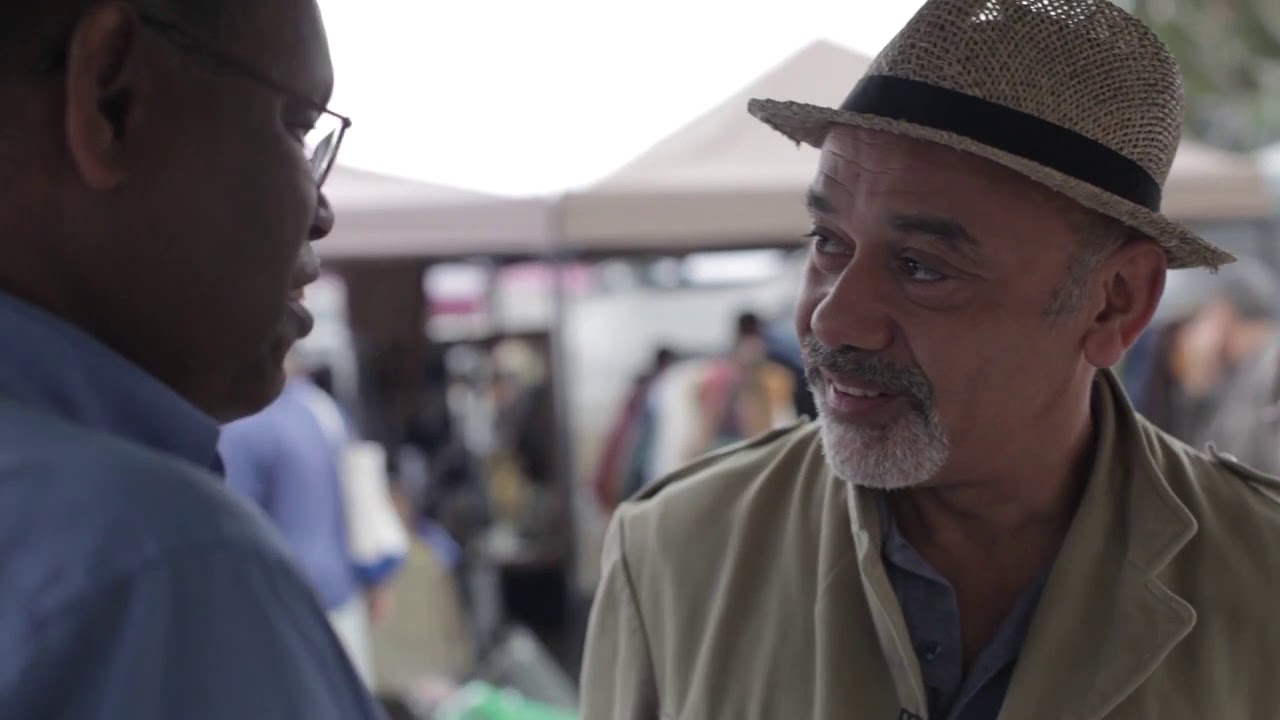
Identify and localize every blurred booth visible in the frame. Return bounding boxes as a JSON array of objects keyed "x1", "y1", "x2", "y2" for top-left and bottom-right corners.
[{"x1": 307, "y1": 167, "x2": 580, "y2": 709}]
